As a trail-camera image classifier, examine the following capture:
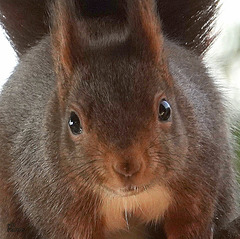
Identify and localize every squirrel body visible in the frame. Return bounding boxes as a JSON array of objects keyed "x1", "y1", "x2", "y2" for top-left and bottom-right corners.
[{"x1": 0, "y1": 0, "x2": 239, "y2": 238}]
